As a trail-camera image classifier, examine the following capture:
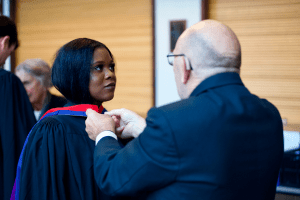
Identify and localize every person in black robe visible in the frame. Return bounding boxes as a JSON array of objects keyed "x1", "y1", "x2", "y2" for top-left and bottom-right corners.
[
  {"x1": 0, "y1": 16, "x2": 36, "y2": 200},
  {"x1": 0, "y1": 69, "x2": 36, "y2": 200},
  {"x1": 16, "y1": 38, "x2": 130, "y2": 200}
]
